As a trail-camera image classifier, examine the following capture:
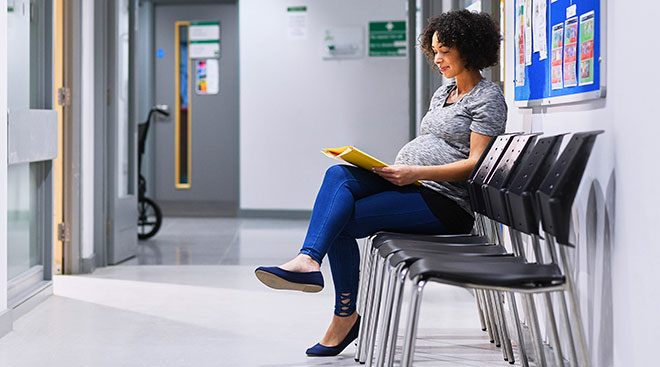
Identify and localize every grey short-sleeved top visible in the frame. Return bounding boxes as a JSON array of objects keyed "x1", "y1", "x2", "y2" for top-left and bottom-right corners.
[{"x1": 394, "y1": 78, "x2": 507, "y2": 215}]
